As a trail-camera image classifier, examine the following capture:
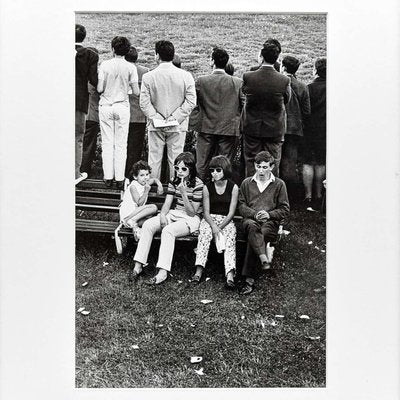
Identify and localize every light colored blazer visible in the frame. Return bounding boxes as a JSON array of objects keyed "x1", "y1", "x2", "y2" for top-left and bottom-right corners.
[{"x1": 140, "y1": 62, "x2": 196, "y2": 133}]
